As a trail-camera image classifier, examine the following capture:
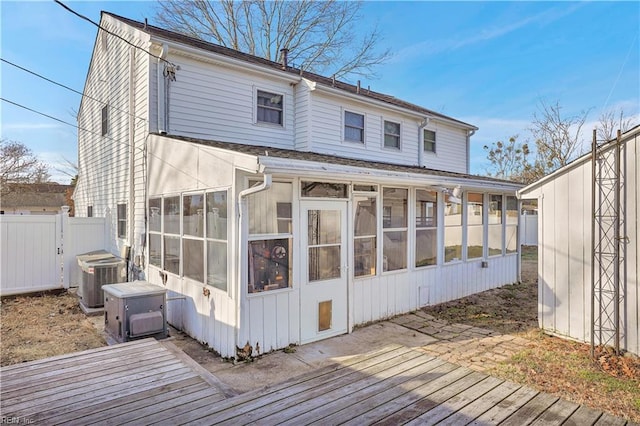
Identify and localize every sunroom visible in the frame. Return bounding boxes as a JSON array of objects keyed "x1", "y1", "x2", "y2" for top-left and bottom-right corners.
[{"x1": 145, "y1": 134, "x2": 522, "y2": 358}]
